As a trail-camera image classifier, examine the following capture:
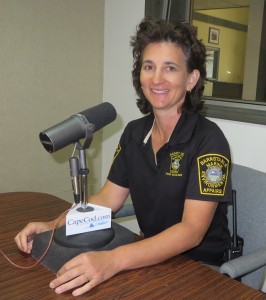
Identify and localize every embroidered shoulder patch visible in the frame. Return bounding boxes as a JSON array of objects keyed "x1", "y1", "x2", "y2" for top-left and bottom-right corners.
[{"x1": 197, "y1": 154, "x2": 229, "y2": 196}]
